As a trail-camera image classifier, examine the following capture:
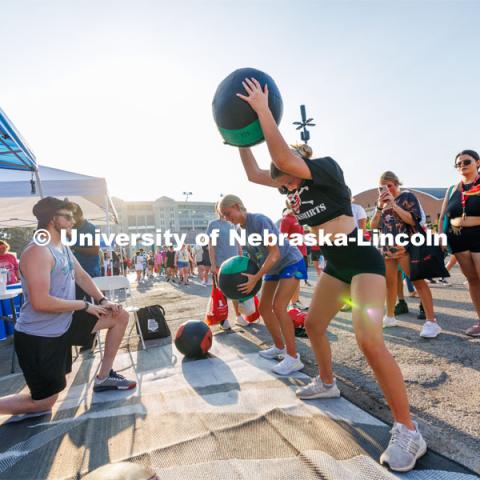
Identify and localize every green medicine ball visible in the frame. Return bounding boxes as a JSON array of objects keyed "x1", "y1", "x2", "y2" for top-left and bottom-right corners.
[
  {"x1": 212, "y1": 67, "x2": 283, "y2": 147},
  {"x1": 218, "y1": 255, "x2": 262, "y2": 300}
]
